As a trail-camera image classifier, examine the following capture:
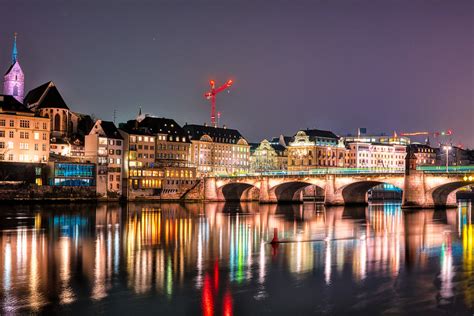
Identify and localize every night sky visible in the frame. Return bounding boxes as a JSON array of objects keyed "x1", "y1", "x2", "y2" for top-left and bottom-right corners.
[{"x1": 1, "y1": 0, "x2": 472, "y2": 146}]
